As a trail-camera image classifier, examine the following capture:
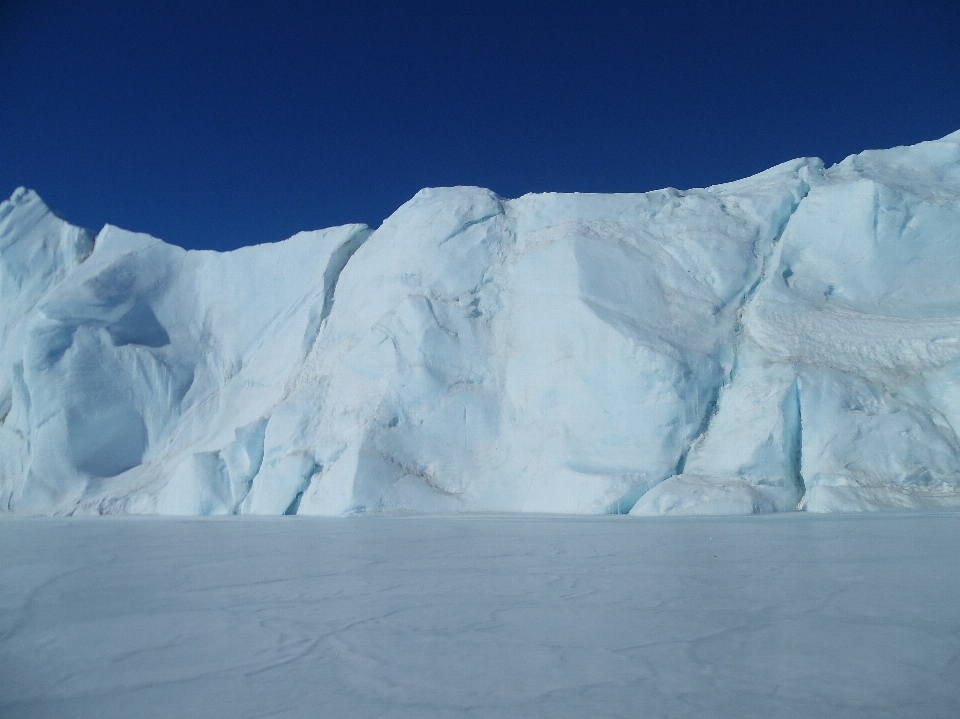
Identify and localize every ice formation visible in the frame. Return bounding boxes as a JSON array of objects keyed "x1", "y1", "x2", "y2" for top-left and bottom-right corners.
[{"x1": 2, "y1": 130, "x2": 960, "y2": 516}]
